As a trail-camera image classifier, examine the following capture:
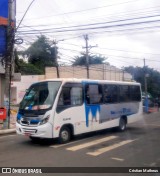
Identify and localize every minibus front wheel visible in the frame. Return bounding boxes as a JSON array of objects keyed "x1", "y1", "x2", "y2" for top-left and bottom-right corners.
[{"x1": 59, "y1": 126, "x2": 71, "y2": 144}]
